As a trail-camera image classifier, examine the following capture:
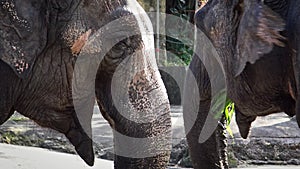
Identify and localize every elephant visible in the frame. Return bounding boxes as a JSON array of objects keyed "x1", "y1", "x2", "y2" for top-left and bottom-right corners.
[
  {"x1": 183, "y1": 0, "x2": 300, "y2": 168},
  {"x1": 0, "y1": 0, "x2": 171, "y2": 168}
]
